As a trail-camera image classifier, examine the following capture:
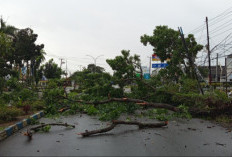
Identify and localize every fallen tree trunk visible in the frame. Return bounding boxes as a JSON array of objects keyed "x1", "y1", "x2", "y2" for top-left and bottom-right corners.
[
  {"x1": 24, "y1": 123, "x2": 75, "y2": 140},
  {"x1": 78, "y1": 120, "x2": 168, "y2": 137},
  {"x1": 30, "y1": 123, "x2": 75, "y2": 131},
  {"x1": 61, "y1": 96, "x2": 178, "y2": 112}
]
